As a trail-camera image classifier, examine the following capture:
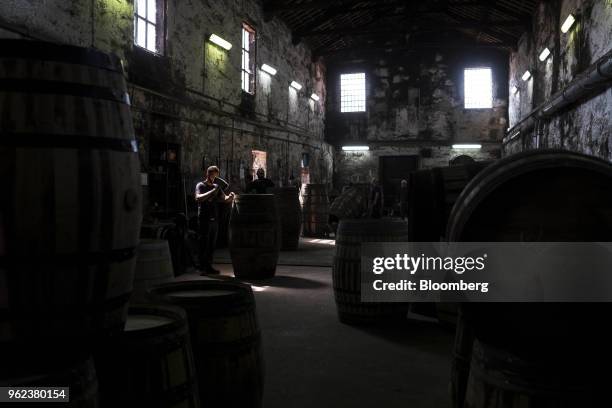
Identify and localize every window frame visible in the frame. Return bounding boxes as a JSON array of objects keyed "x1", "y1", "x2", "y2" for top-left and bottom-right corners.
[
  {"x1": 241, "y1": 22, "x2": 257, "y2": 95},
  {"x1": 340, "y1": 72, "x2": 367, "y2": 113},
  {"x1": 463, "y1": 67, "x2": 493, "y2": 110},
  {"x1": 134, "y1": 0, "x2": 165, "y2": 54}
]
